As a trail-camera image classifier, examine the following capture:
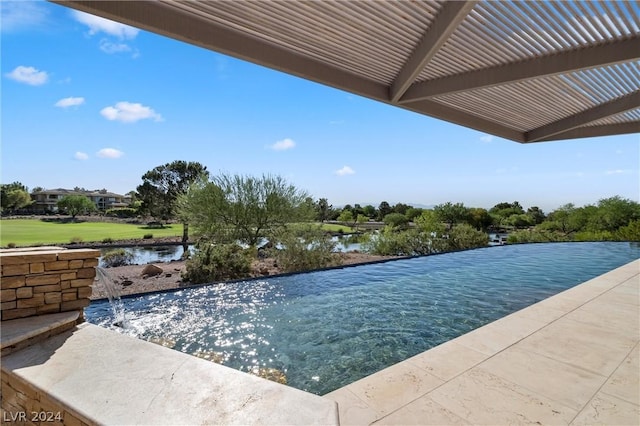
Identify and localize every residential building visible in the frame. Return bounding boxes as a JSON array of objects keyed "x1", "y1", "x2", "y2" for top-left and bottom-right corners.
[{"x1": 30, "y1": 188, "x2": 130, "y2": 213}]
